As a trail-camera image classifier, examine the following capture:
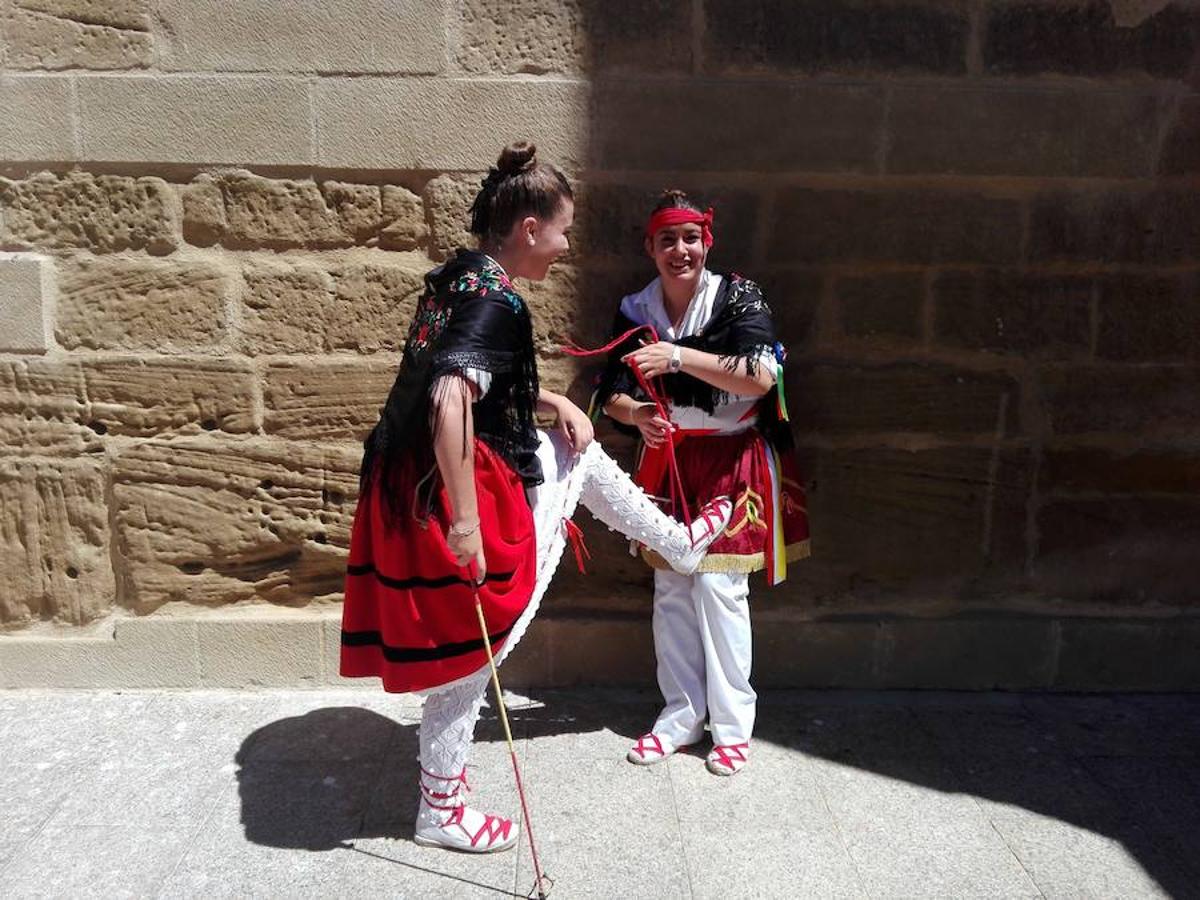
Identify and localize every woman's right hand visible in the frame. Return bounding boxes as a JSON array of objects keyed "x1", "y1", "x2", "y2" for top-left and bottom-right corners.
[
  {"x1": 632, "y1": 402, "x2": 673, "y2": 449},
  {"x1": 447, "y1": 520, "x2": 486, "y2": 584}
]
